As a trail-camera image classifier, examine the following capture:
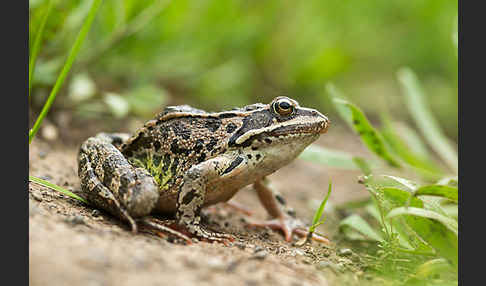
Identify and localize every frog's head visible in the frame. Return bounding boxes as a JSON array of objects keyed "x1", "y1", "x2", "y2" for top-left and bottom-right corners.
[{"x1": 228, "y1": 96, "x2": 329, "y2": 165}]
